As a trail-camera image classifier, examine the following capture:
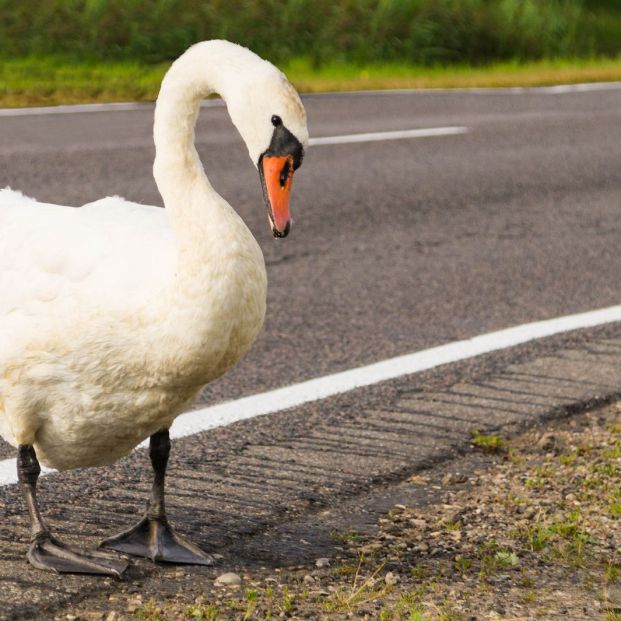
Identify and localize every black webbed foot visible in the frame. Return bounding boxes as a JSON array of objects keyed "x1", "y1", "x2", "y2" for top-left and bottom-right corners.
[
  {"x1": 28, "y1": 532, "x2": 128, "y2": 576},
  {"x1": 101, "y1": 516, "x2": 214, "y2": 565},
  {"x1": 17, "y1": 445, "x2": 127, "y2": 577}
]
